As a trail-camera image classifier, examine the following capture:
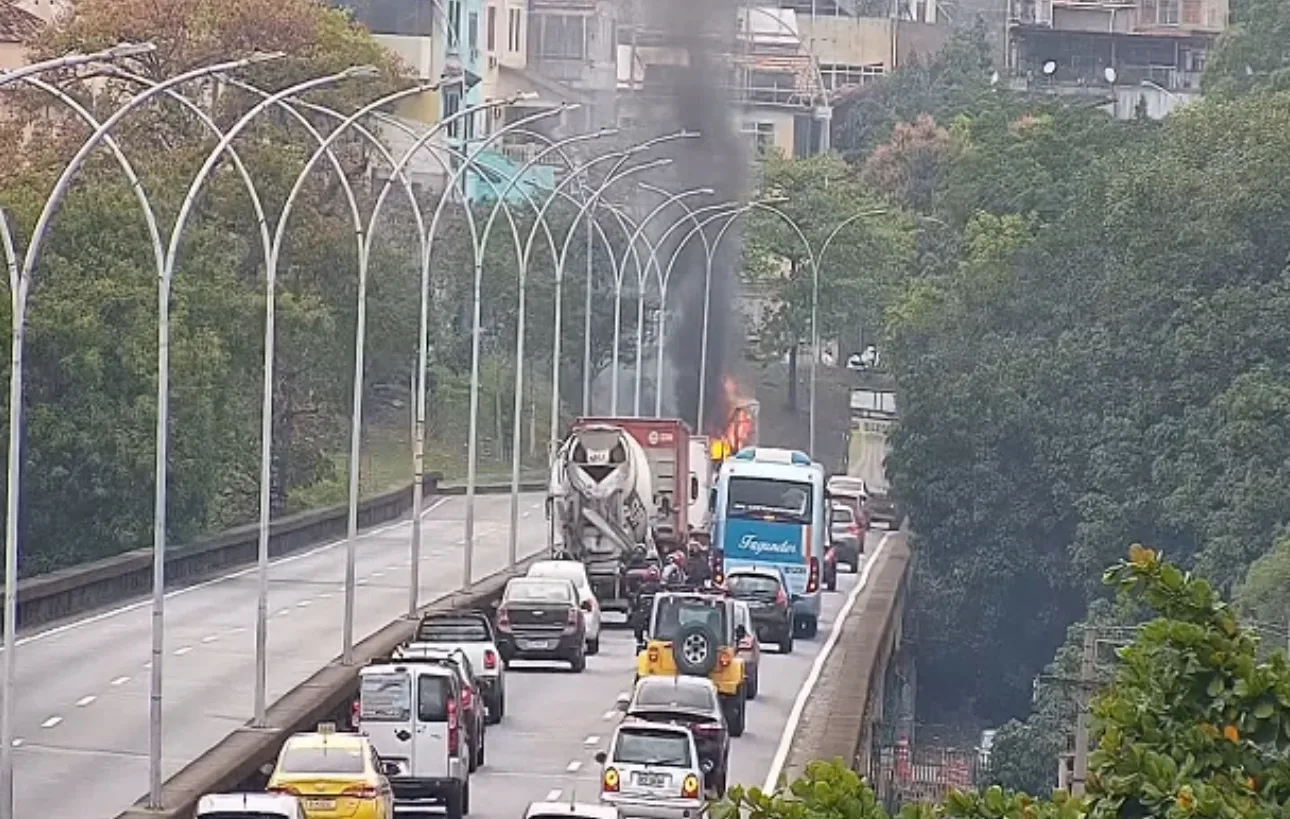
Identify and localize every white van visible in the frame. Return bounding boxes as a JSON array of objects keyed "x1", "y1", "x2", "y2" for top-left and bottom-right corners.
[{"x1": 357, "y1": 662, "x2": 471, "y2": 818}]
